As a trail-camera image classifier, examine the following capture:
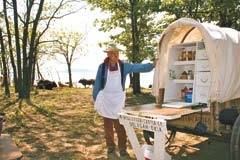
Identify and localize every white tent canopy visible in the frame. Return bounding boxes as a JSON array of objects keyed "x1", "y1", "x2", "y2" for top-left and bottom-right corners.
[{"x1": 152, "y1": 18, "x2": 240, "y2": 103}]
